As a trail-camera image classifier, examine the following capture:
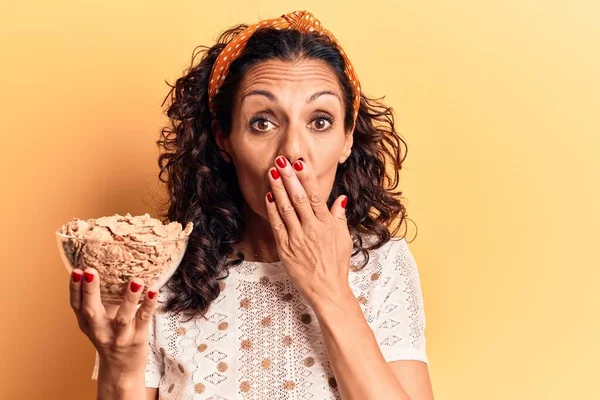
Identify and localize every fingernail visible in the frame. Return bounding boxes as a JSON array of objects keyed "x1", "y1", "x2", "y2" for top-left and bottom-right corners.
[
  {"x1": 341, "y1": 196, "x2": 348, "y2": 209},
  {"x1": 72, "y1": 271, "x2": 82, "y2": 283},
  {"x1": 84, "y1": 272, "x2": 94, "y2": 283},
  {"x1": 276, "y1": 156, "x2": 287, "y2": 168},
  {"x1": 270, "y1": 168, "x2": 280, "y2": 180},
  {"x1": 148, "y1": 290, "x2": 157, "y2": 299},
  {"x1": 130, "y1": 281, "x2": 142, "y2": 293},
  {"x1": 293, "y1": 161, "x2": 303, "y2": 171},
  {"x1": 267, "y1": 192, "x2": 274, "y2": 203}
]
